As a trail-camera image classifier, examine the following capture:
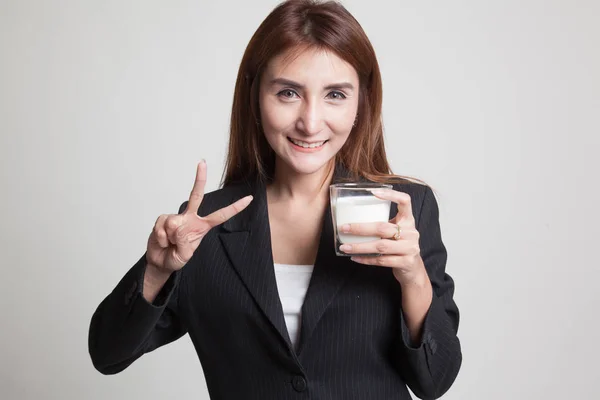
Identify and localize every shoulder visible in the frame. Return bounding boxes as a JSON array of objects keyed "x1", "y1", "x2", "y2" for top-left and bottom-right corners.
[{"x1": 177, "y1": 181, "x2": 253, "y2": 216}]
